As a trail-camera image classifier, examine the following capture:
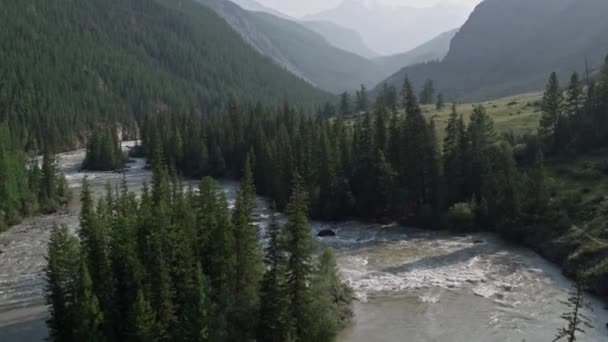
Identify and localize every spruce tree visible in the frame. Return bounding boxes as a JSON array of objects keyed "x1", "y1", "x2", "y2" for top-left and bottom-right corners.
[
  {"x1": 40, "y1": 147, "x2": 57, "y2": 211},
  {"x1": 554, "y1": 273, "x2": 592, "y2": 342},
  {"x1": 419, "y1": 79, "x2": 435, "y2": 105},
  {"x1": 74, "y1": 262, "x2": 105, "y2": 342},
  {"x1": 284, "y1": 172, "x2": 316, "y2": 340},
  {"x1": 45, "y1": 225, "x2": 80, "y2": 342},
  {"x1": 566, "y1": 72, "x2": 583, "y2": 118},
  {"x1": 308, "y1": 247, "x2": 353, "y2": 341},
  {"x1": 128, "y1": 290, "x2": 158, "y2": 342},
  {"x1": 443, "y1": 104, "x2": 462, "y2": 205},
  {"x1": 539, "y1": 72, "x2": 564, "y2": 152},
  {"x1": 339, "y1": 91, "x2": 352, "y2": 116},
  {"x1": 257, "y1": 206, "x2": 291, "y2": 342},
  {"x1": 468, "y1": 105, "x2": 497, "y2": 198},
  {"x1": 229, "y1": 154, "x2": 263, "y2": 339},
  {"x1": 177, "y1": 265, "x2": 210, "y2": 342},
  {"x1": 355, "y1": 84, "x2": 368, "y2": 113},
  {"x1": 436, "y1": 93, "x2": 444, "y2": 110}
]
